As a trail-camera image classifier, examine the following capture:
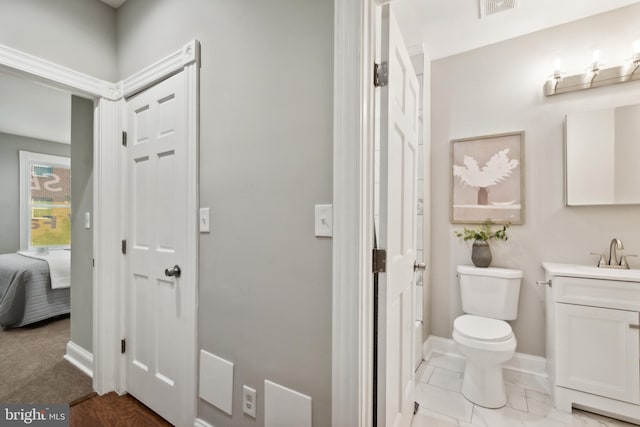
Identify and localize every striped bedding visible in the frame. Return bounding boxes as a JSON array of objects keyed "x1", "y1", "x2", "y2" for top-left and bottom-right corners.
[{"x1": 0, "y1": 253, "x2": 70, "y2": 328}]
